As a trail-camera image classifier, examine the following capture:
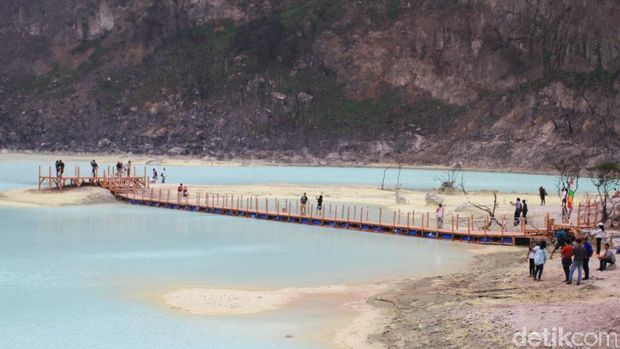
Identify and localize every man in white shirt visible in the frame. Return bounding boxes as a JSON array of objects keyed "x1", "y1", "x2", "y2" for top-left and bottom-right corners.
[{"x1": 436, "y1": 204, "x2": 444, "y2": 229}]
